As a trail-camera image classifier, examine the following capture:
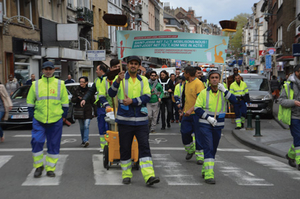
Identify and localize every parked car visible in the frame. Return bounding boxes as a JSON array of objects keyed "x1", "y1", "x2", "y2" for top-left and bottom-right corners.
[
  {"x1": 239, "y1": 74, "x2": 273, "y2": 118},
  {"x1": 0, "y1": 85, "x2": 75, "y2": 128}
]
